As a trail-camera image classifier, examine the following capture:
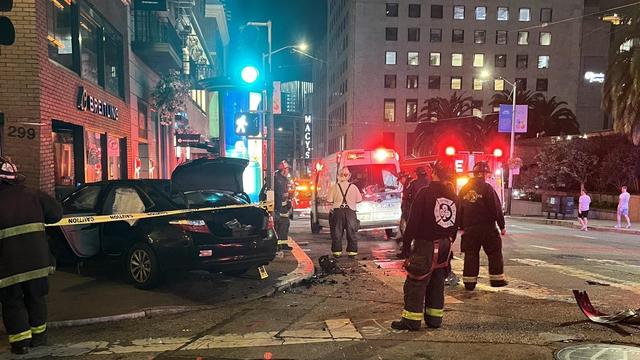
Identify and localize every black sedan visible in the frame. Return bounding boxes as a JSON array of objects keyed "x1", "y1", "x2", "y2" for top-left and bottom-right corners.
[{"x1": 48, "y1": 158, "x2": 277, "y2": 289}]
